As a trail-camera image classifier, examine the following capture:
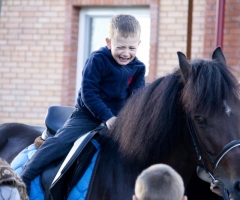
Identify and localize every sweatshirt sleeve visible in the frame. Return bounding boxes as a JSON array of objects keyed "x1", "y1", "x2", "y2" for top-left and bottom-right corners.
[{"x1": 81, "y1": 55, "x2": 114, "y2": 122}]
